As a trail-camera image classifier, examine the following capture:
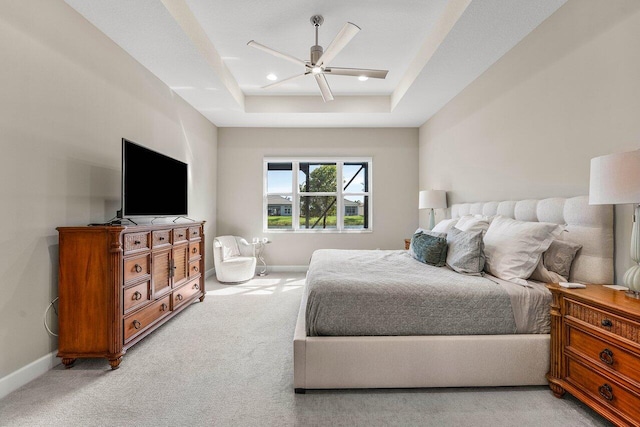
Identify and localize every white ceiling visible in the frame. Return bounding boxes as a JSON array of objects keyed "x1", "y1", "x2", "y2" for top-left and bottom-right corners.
[{"x1": 63, "y1": 0, "x2": 567, "y2": 128}]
